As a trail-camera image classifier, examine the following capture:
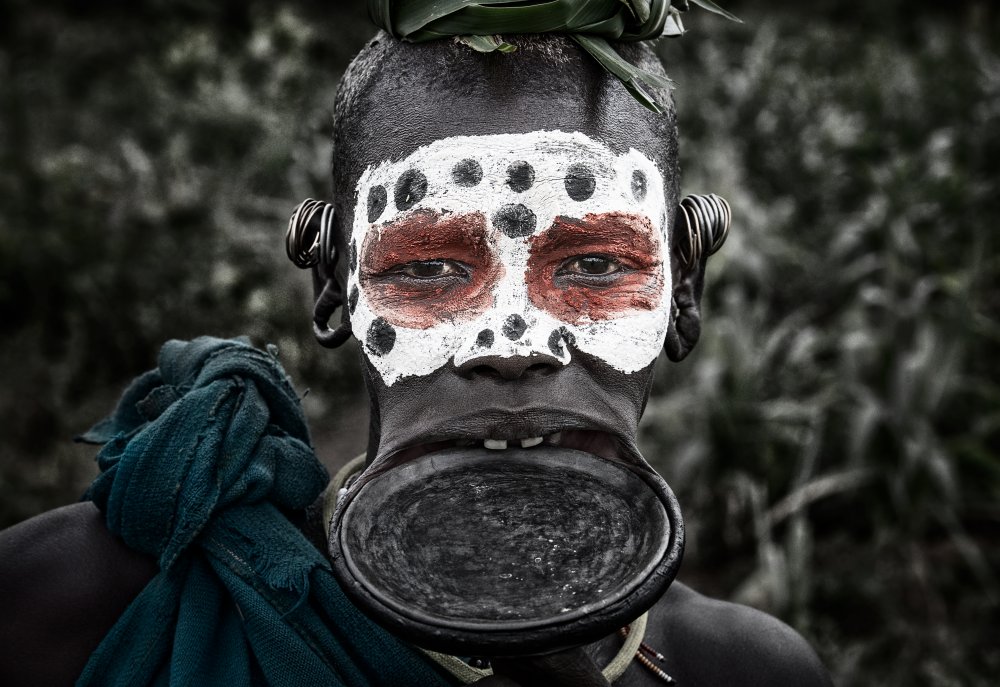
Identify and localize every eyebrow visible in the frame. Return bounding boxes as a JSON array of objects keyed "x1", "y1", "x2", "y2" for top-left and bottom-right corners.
[
  {"x1": 529, "y1": 212, "x2": 662, "y2": 267},
  {"x1": 361, "y1": 210, "x2": 491, "y2": 274}
]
